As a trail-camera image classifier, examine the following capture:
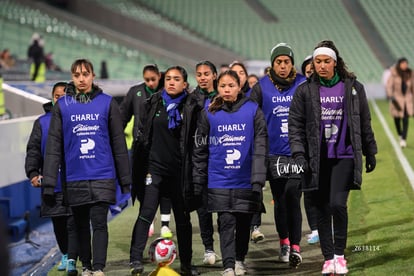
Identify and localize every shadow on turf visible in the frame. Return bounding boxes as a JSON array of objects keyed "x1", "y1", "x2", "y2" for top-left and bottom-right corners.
[{"x1": 347, "y1": 217, "x2": 410, "y2": 237}]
